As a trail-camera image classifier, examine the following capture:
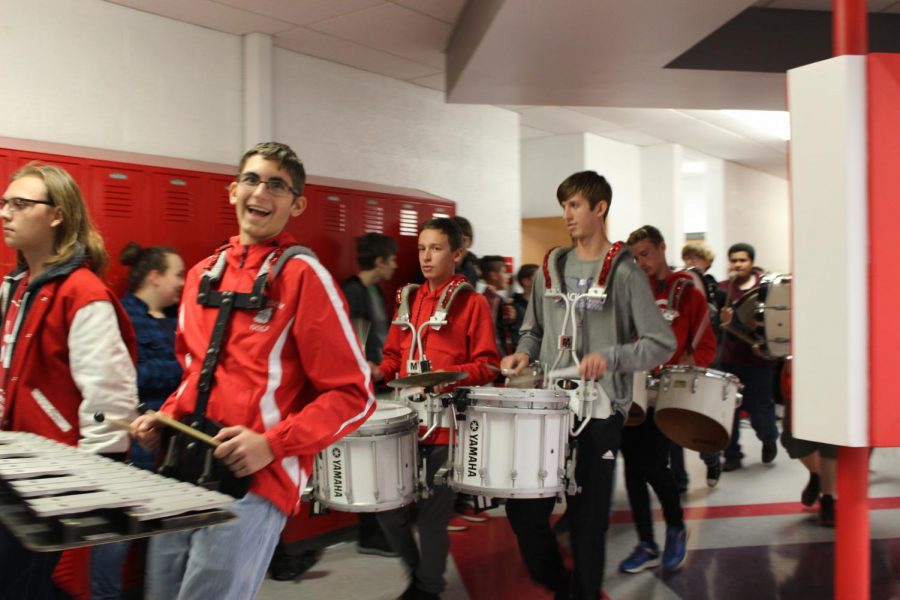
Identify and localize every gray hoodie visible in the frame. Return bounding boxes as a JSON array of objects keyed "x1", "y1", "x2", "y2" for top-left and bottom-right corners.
[{"x1": 516, "y1": 246, "x2": 676, "y2": 417}]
